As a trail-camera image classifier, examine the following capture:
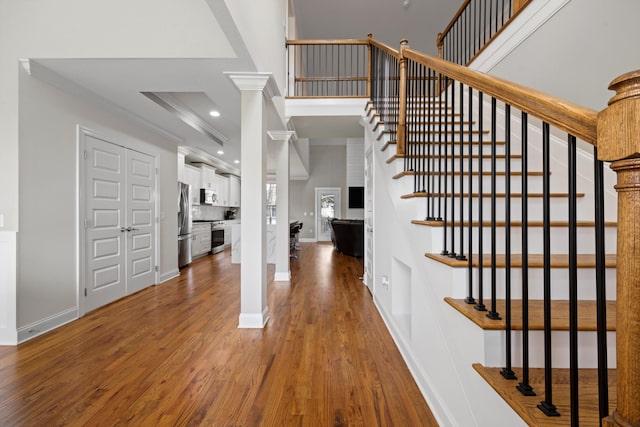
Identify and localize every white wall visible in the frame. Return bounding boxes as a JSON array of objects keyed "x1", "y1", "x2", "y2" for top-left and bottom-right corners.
[
  {"x1": 487, "y1": 0, "x2": 640, "y2": 110},
  {"x1": 346, "y1": 138, "x2": 365, "y2": 219},
  {"x1": 17, "y1": 67, "x2": 178, "y2": 331}
]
